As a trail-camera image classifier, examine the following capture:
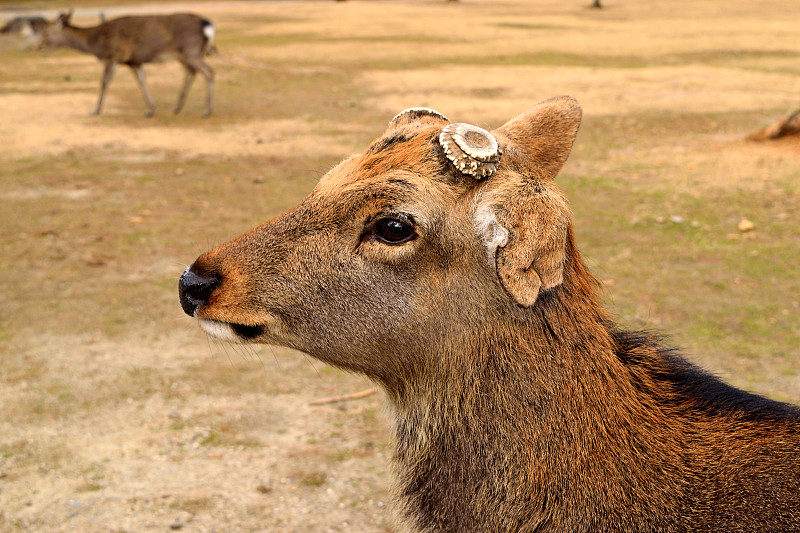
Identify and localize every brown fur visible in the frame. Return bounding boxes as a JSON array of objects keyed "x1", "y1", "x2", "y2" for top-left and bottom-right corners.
[
  {"x1": 0, "y1": 16, "x2": 47, "y2": 36},
  {"x1": 179, "y1": 96, "x2": 800, "y2": 532},
  {"x1": 41, "y1": 11, "x2": 215, "y2": 117}
]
